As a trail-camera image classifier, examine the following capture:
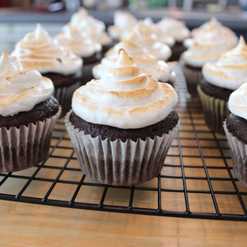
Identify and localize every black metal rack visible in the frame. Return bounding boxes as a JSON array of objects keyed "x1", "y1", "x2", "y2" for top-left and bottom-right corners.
[{"x1": 0, "y1": 65, "x2": 246, "y2": 221}]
